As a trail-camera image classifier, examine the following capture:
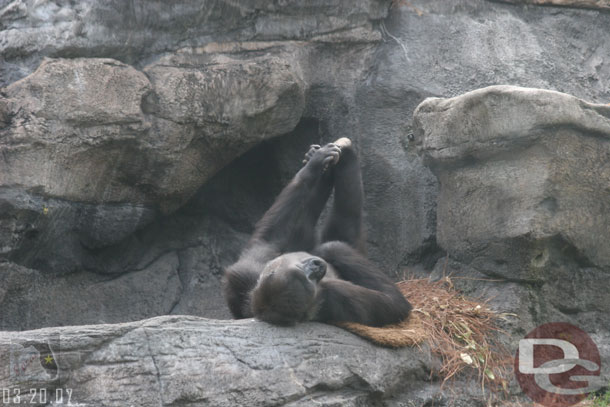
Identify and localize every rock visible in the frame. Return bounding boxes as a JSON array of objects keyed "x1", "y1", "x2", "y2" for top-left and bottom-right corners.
[
  {"x1": 2, "y1": 58, "x2": 151, "y2": 203},
  {"x1": 1, "y1": 55, "x2": 304, "y2": 211},
  {"x1": 144, "y1": 53, "x2": 304, "y2": 132},
  {"x1": 349, "y1": 0, "x2": 610, "y2": 274},
  {"x1": 0, "y1": 186, "x2": 156, "y2": 272},
  {"x1": 374, "y1": 0, "x2": 610, "y2": 104},
  {"x1": 142, "y1": 51, "x2": 305, "y2": 204},
  {"x1": 0, "y1": 1, "x2": 381, "y2": 275},
  {"x1": 0, "y1": 316, "x2": 435, "y2": 407},
  {"x1": 493, "y1": 0, "x2": 610, "y2": 11},
  {"x1": 0, "y1": 54, "x2": 304, "y2": 271},
  {"x1": 414, "y1": 85, "x2": 610, "y2": 269},
  {"x1": 414, "y1": 85, "x2": 610, "y2": 380},
  {"x1": 0, "y1": 254, "x2": 182, "y2": 330},
  {"x1": 1, "y1": 58, "x2": 162, "y2": 269},
  {"x1": 0, "y1": 0, "x2": 388, "y2": 87}
]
